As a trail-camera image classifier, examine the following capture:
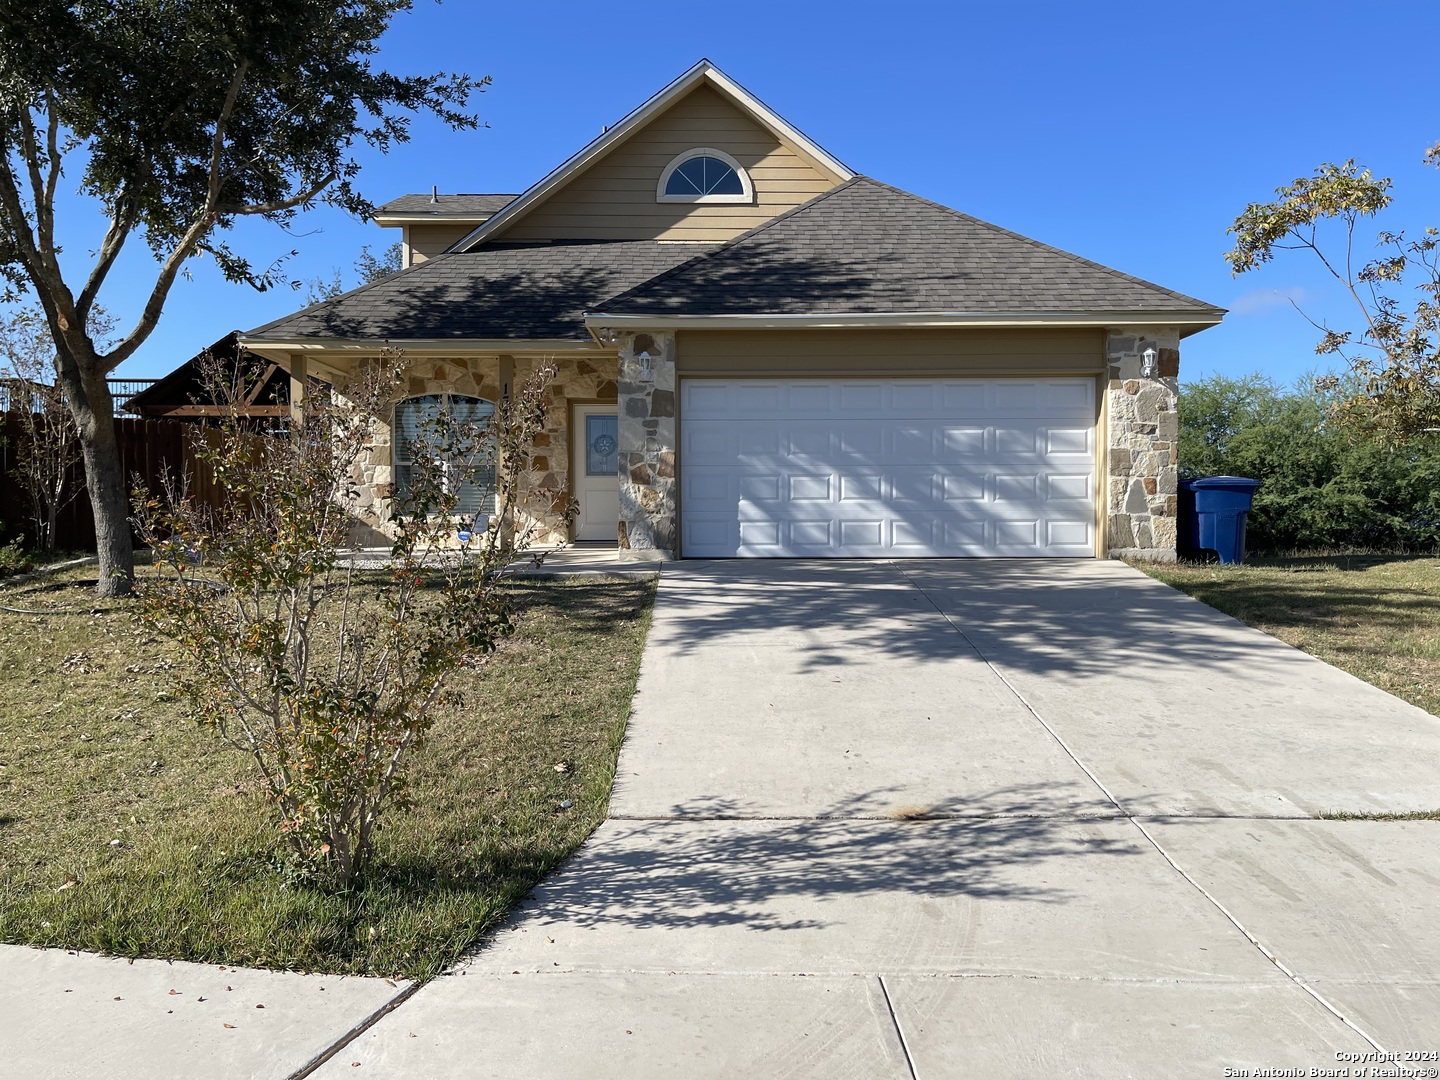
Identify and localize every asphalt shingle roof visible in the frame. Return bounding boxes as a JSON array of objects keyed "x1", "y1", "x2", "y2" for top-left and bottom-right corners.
[
  {"x1": 376, "y1": 193, "x2": 518, "y2": 216},
  {"x1": 250, "y1": 177, "x2": 1221, "y2": 344},
  {"x1": 246, "y1": 241, "x2": 720, "y2": 342},
  {"x1": 596, "y1": 177, "x2": 1223, "y2": 316}
]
